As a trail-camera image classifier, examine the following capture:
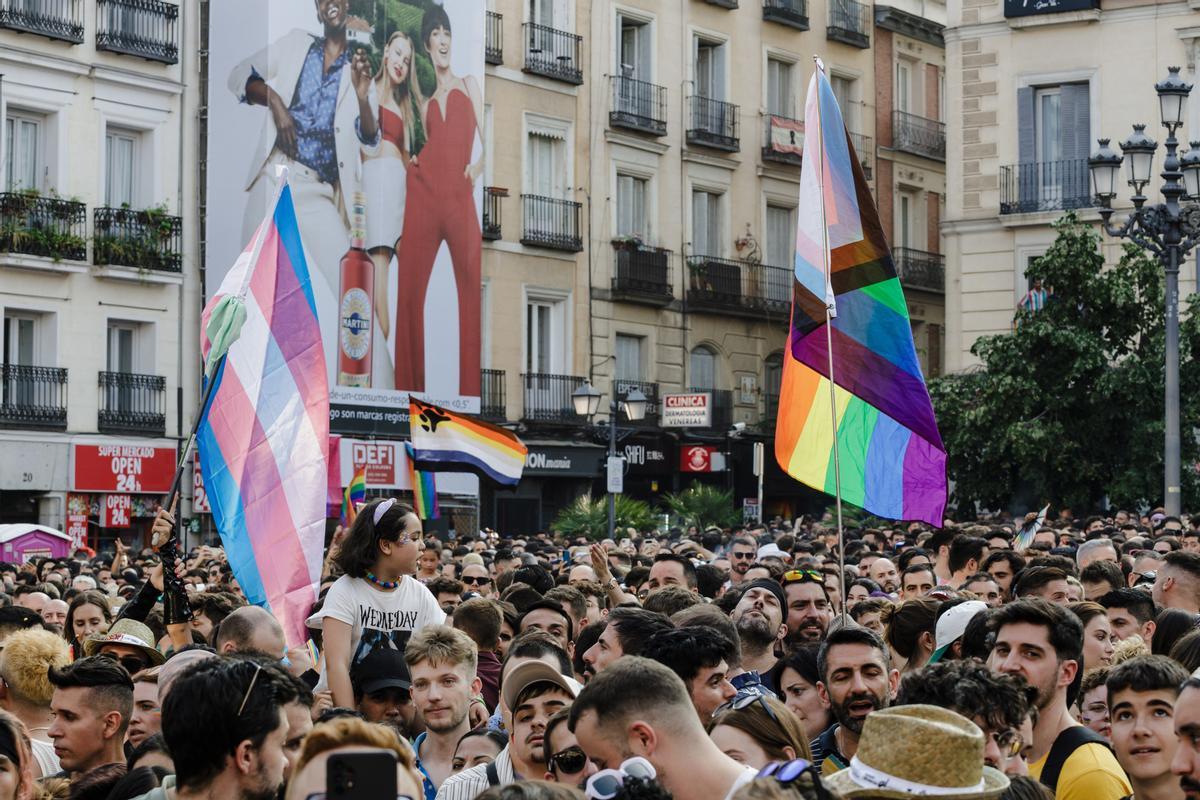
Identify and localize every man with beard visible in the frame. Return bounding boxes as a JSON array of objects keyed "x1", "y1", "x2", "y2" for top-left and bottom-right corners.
[
  {"x1": 437, "y1": 661, "x2": 576, "y2": 799},
  {"x1": 781, "y1": 570, "x2": 832, "y2": 645},
  {"x1": 988, "y1": 599, "x2": 1130, "y2": 800},
  {"x1": 406, "y1": 626, "x2": 482, "y2": 800},
  {"x1": 351, "y1": 646, "x2": 418, "y2": 739},
  {"x1": 727, "y1": 536, "x2": 758, "y2": 587},
  {"x1": 1172, "y1": 675, "x2": 1200, "y2": 800},
  {"x1": 729, "y1": 580, "x2": 788, "y2": 686},
  {"x1": 810, "y1": 626, "x2": 898, "y2": 775},
  {"x1": 868, "y1": 558, "x2": 900, "y2": 596},
  {"x1": 544, "y1": 708, "x2": 598, "y2": 787}
]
